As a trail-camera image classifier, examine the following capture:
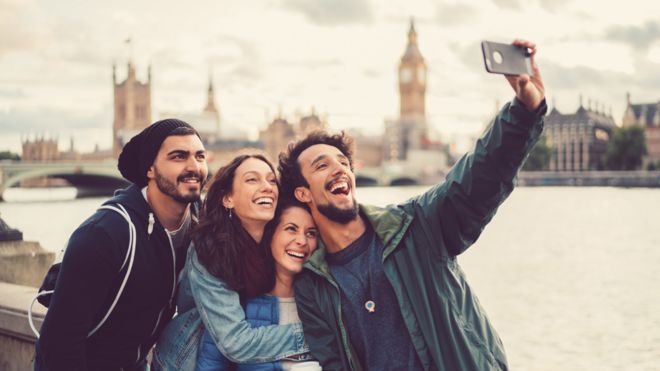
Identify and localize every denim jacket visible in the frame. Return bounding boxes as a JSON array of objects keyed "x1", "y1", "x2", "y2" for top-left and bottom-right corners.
[
  {"x1": 152, "y1": 247, "x2": 308, "y2": 371},
  {"x1": 196, "y1": 295, "x2": 283, "y2": 371}
]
